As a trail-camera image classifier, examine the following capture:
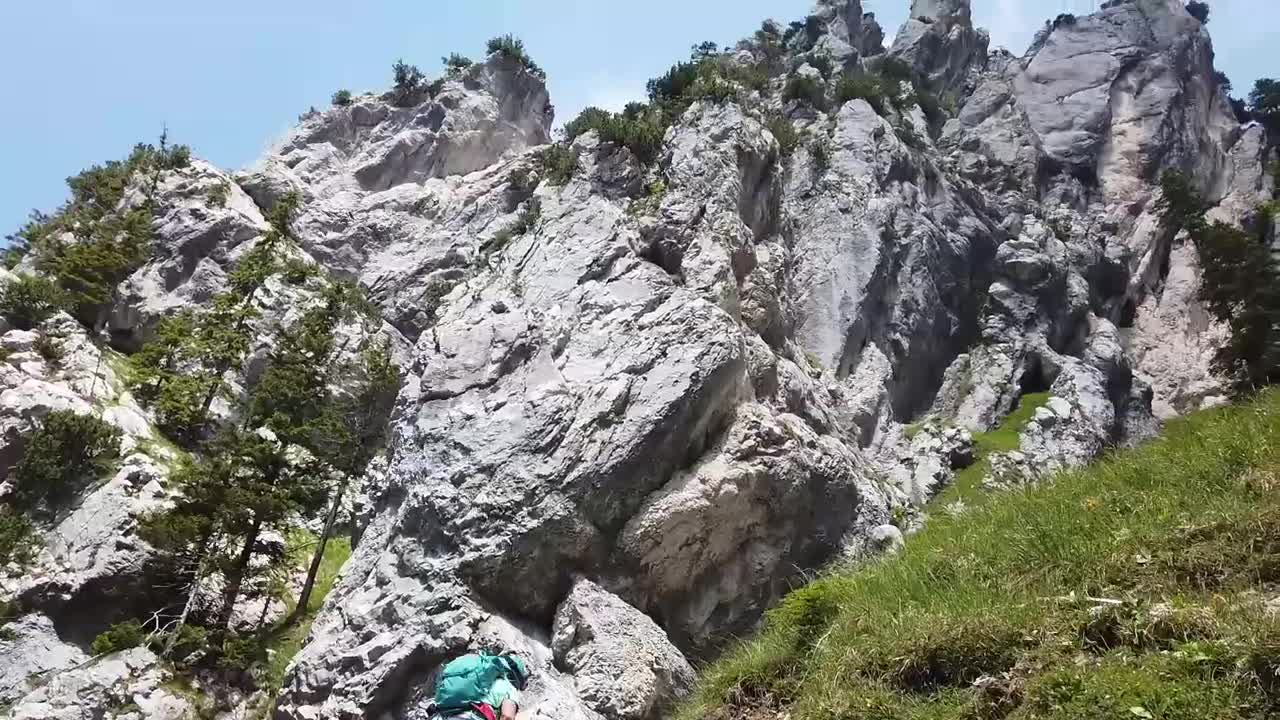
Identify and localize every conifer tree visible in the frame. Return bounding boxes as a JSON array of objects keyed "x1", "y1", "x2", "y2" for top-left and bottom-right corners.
[
  {"x1": 294, "y1": 334, "x2": 399, "y2": 616},
  {"x1": 1158, "y1": 170, "x2": 1280, "y2": 389},
  {"x1": 130, "y1": 192, "x2": 300, "y2": 442}
]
